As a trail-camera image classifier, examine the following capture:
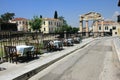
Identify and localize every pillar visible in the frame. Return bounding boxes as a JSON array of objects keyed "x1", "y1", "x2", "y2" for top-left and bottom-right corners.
[
  {"x1": 79, "y1": 16, "x2": 83, "y2": 36},
  {"x1": 101, "y1": 20, "x2": 104, "y2": 36},
  {"x1": 94, "y1": 21, "x2": 98, "y2": 37},
  {"x1": 86, "y1": 20, "x2": 89, "y2": 37}
]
